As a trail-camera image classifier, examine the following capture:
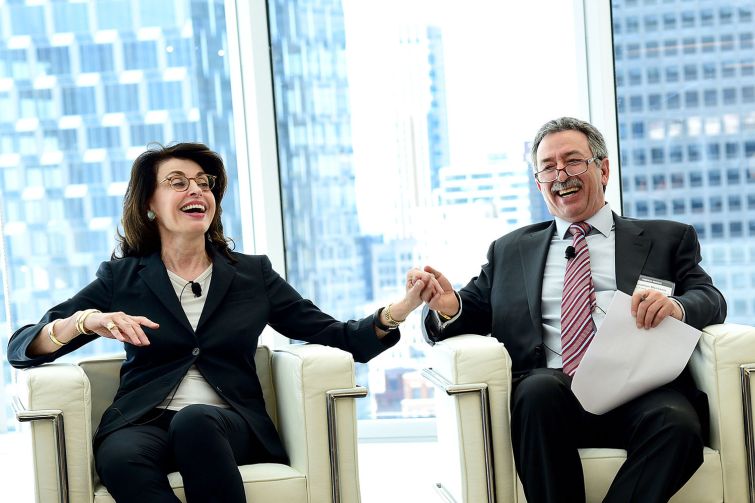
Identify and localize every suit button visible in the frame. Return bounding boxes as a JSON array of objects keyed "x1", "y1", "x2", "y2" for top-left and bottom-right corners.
[
  {"x1": 192, "y1": 348, "x2": 200, "y2": 356},
  {"x1": 534, "y1": 345, "x2": 543, "y2": 357}
]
